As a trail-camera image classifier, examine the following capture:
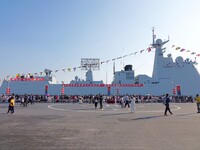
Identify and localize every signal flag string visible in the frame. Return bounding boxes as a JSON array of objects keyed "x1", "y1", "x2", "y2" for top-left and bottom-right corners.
[{"x1": 4, "y1": 46, "x2": 153, "y2": 80}]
